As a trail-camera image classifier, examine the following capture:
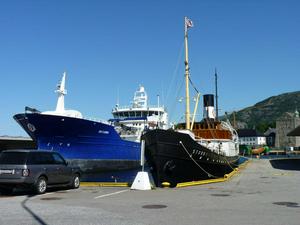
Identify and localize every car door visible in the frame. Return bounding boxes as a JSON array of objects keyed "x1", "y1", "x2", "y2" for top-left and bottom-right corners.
[
  {"x1": 32, "y1": 152, "x2": 59, "y2": 185},
  {"x1": 52, "y1": 153, "x2": 72, "y2": 184}
]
